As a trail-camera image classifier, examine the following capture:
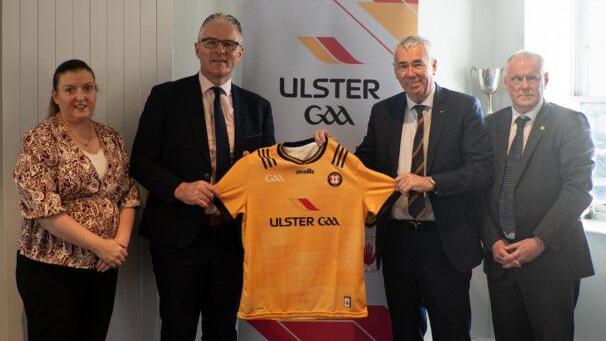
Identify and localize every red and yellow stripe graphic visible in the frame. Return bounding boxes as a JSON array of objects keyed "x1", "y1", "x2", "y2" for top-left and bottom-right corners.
[
  {"x1": 298, "y1": 36, "x2": 362, "y2": 64},
  {"x1": 290, "y1": 198, "x2": 320, "y2": 211},
  {"x1": 359, "y1": 0, "x2": 418, "y2": 40}
]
